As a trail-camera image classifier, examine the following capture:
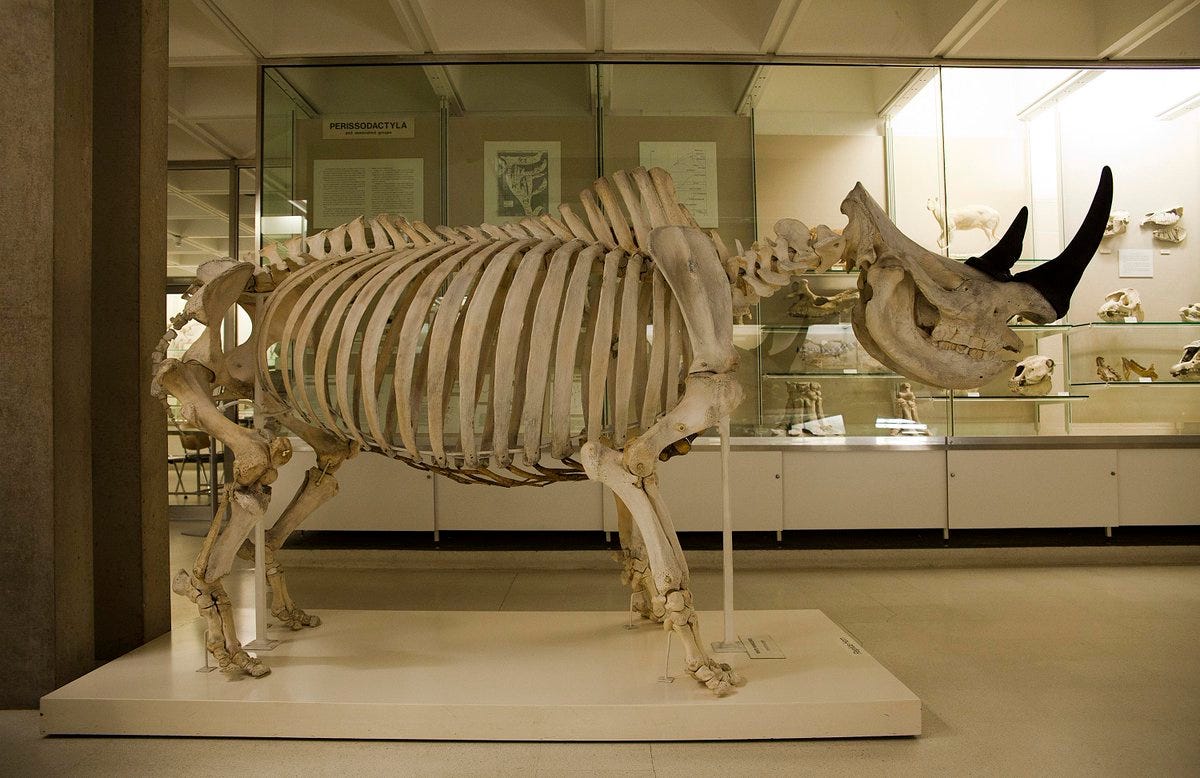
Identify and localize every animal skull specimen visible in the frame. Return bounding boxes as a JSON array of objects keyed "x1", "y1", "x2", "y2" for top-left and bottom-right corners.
[
  {"x1": 1009, "y1": 355, "x2": 1055, "y2": 395},
  {"x1": 1180, "y1": 304, "x2": 1200, "y2": 323},
  {"x1": 1121, "y1": 357, "x2": 1158, "y2": 381},
  {"x1": 785, "y1": 279, "x2": 858, "y2": 323},
  {"x1": 150, "y1": 163, "x2": 1109, "y2": 693},
  {"x1": 1097, "y1": 288, "x2": 1145, "y2": 322},
  {"x1": 926, "y1": 197, "x2": 1002, "y2": 248},
  {"x1": 1141, "y1": 207, "x2": 1186, "y2": 243},
  {"x1": 1104, "y1": 210, "x2": 1130, "y2": 237},
  {"x1": 845, "y1": 168, "x2": 1112, "y2": 389},
  {"x1": 1096, "y1": 356, "x2": 1121, "y2": 383},
  {"x1": 1170, "y1": 340, "x2": 1200, "y2": 381}
]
